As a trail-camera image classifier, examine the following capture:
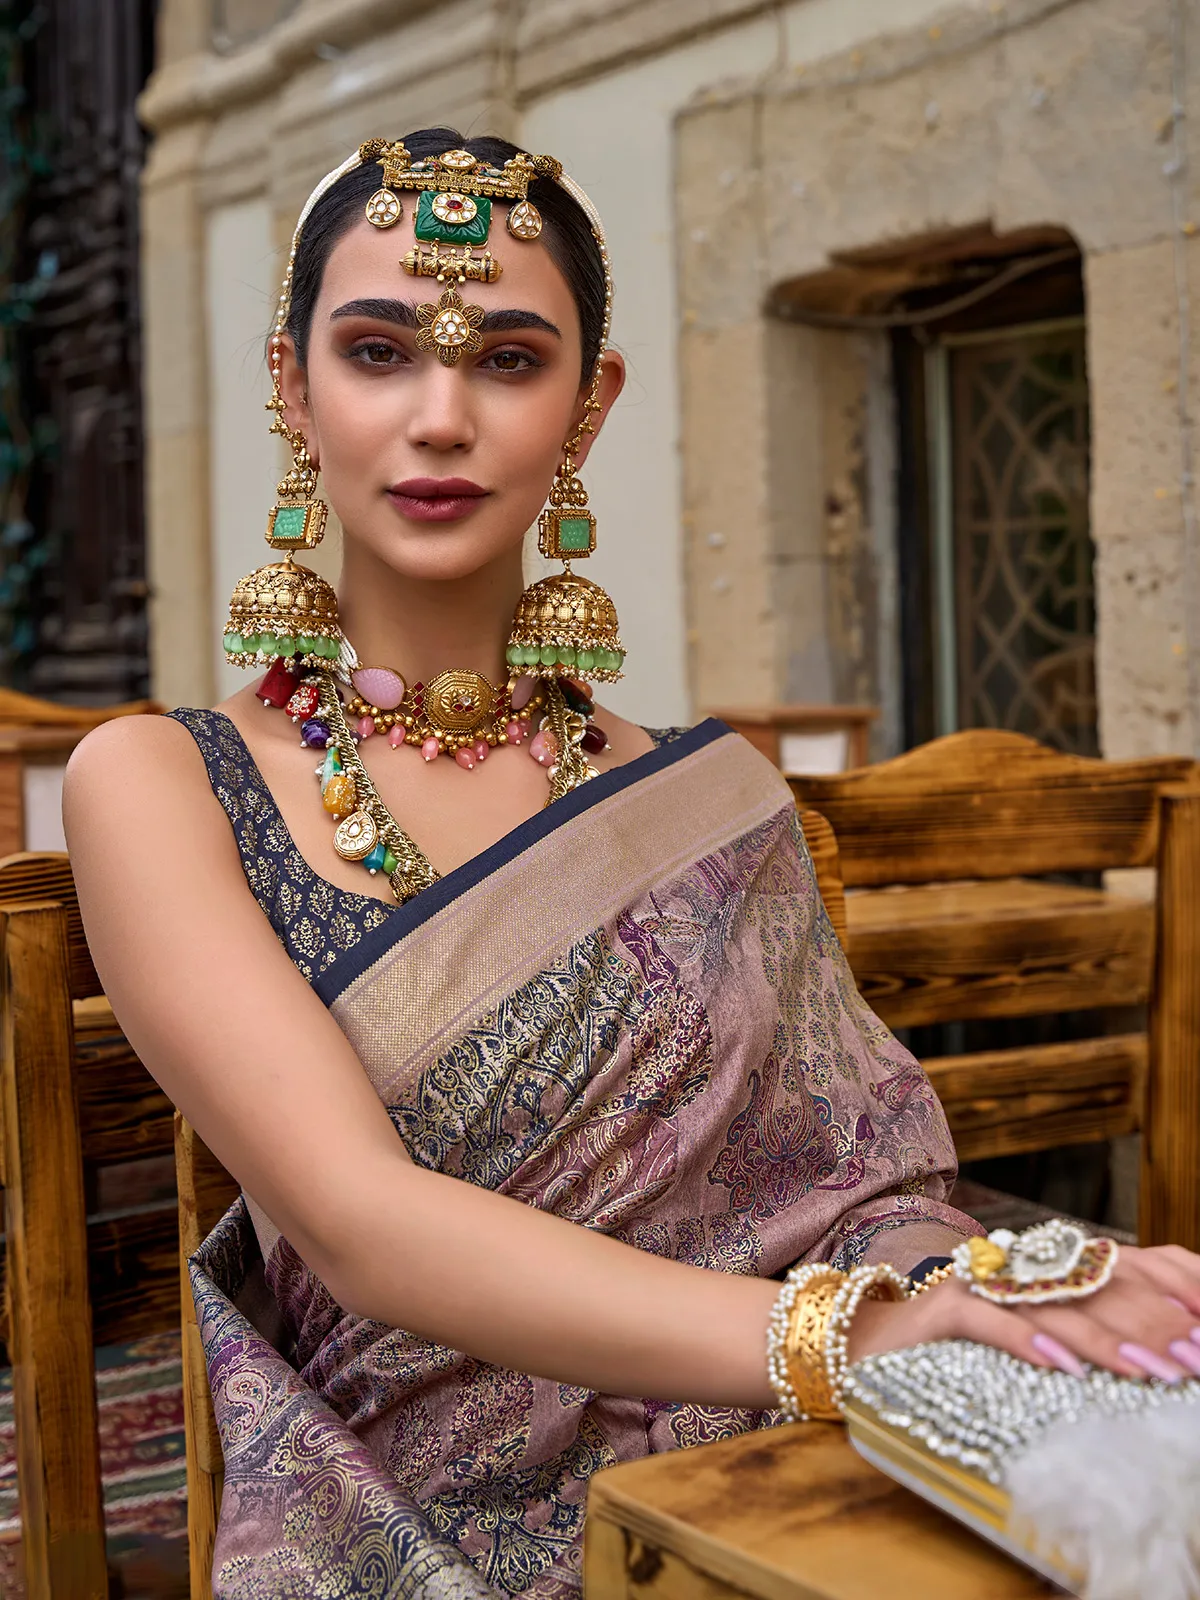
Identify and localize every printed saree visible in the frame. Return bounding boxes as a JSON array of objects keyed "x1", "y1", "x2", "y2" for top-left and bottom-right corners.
[{"x1": 190, "y1": 719, "x2": 976, "y2": 1599}]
